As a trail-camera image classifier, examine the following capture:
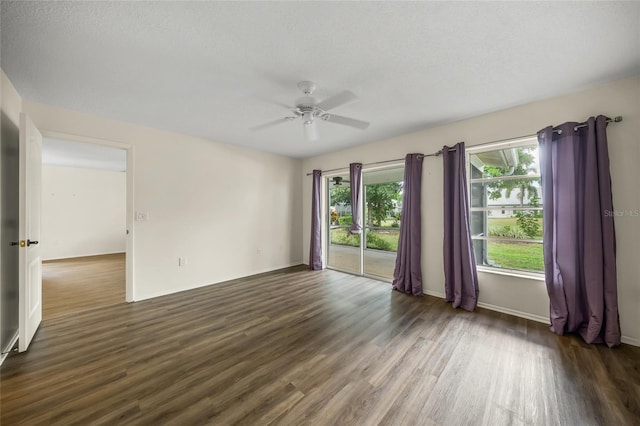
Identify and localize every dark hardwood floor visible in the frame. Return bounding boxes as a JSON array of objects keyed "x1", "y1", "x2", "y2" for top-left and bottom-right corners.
[
  {"x1": 42, "y1": 253, "x2": 125, "y2": 320},
  {"x1": 1, "y1": 265, "x2": 639, "y2": 425}
]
